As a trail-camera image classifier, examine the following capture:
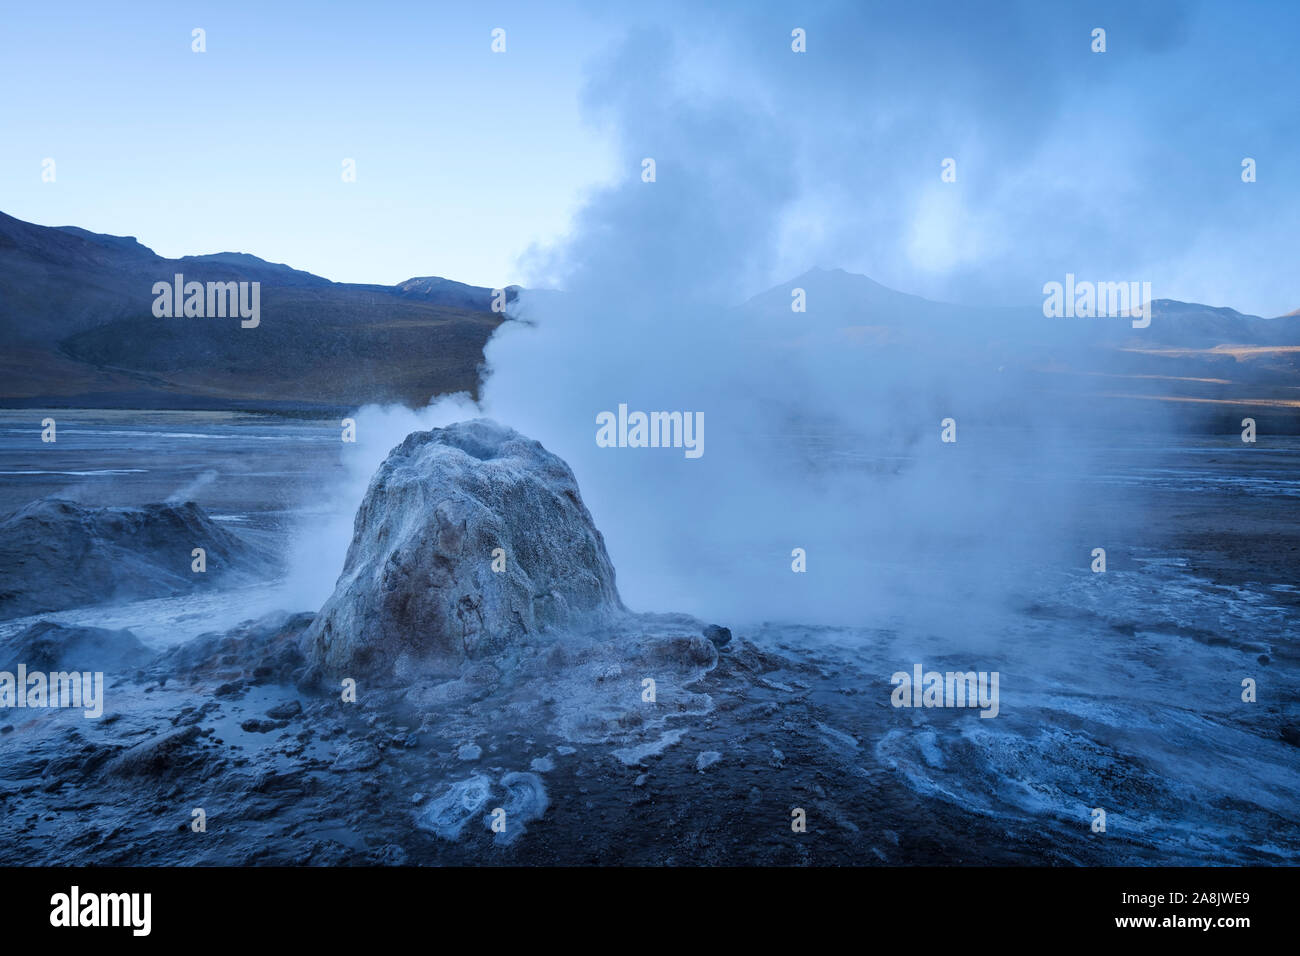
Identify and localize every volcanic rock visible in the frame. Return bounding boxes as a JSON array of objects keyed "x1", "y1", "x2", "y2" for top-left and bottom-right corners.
[
  {"x1": 0, "y1": 620, "x2": 150, "y2": 673},
  {"x1": 0, "y1": 497, "x2": 276, "y2": 619},
  {"x1": 303, "y1": 420, "x2": 624, "y2": 675}
]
